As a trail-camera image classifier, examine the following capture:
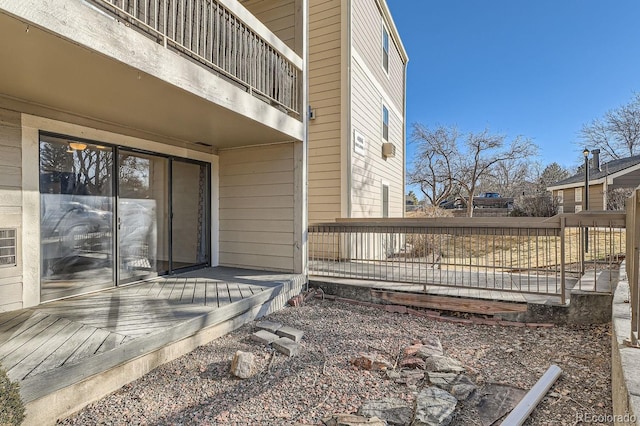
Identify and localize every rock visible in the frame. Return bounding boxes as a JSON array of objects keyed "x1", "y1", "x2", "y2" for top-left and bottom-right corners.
[
  {"x1": 358, "y1": 398, "x2": 414, "y2": 425},
  {"x1": 322, "y1": 414, "x2": 387, "y2": 426},
  {"x1": 400, "y1": 356, "x2": 426, "y2": 369},
  {"x1": 427, "y1": 373, "x2": 476, "y2": 400},
  {"x1": 251, "y1": 330, "x2": 279, "y2": 344},
  {"x1": 272, "y1": 337, "x2": 301, "y2": 357},
  {"x1": 386, "y1": 370, "x2": 401, "y2": 380},
  {"x1": 256, "y1": 320, "x2": 283, "y2": 333},
  {"x1": 416, "y1": 337, "x2": 444, "y2": 358},
  {"x1": 424, "y1": 356, "x2": 465, "y2": 373},
  {"x1": 276, "y1": 325, "x2": 304, "y2": 342},
  {"x1": 476, "y1": 383, "x2": 527, "y2": 426},
  {"x1": 450, "y1": 375, "x2": 477, "y2": 401},
  {"x1": 413, "y1": 386, "x2": 457, "y2": 426},
  {"x1": 230, "y1": 351, "x2": 254, "y2": 379},
  {"x1": 426, "y1": 372, "x2": 458, "y2": 388},
  {"x1": 288, "y1": 294, "x2": 305, "y2": 307},
  {"x1": 404, "y1": 344, "x2": 423, "y2": 357},
  {"x1": 350, "y1": 353, "x2": 392, "y2": 371},
  {"x1": 396, "y1": 369, "x2": 425, "y2": 385}
]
